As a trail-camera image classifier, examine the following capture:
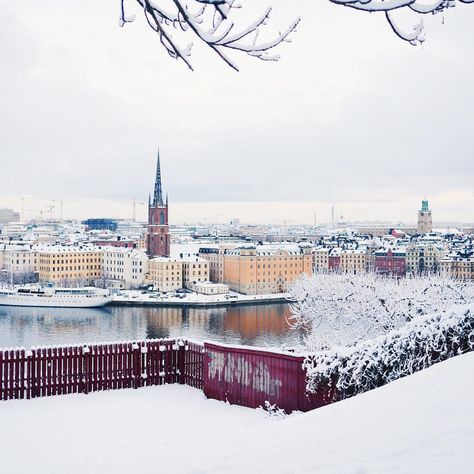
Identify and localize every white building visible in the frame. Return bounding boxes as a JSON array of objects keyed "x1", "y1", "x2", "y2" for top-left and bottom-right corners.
[
  {"x1": 102, "y1": 247, "x2": 149, "y2": 289},
  {"x1": 0, "y1": 244, "x2": 39, "y2": 283},
  {"x1": 188, "y1": 281, "x2": 229, "y2": 295}
]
